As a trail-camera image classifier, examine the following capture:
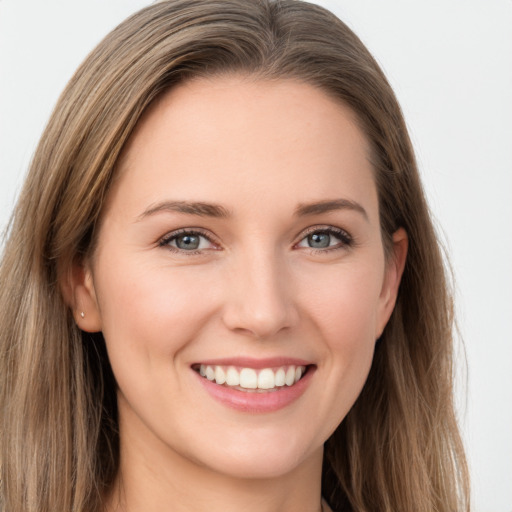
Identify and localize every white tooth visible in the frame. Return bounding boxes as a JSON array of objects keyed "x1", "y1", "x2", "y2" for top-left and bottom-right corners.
[
  {"x1": 199, "y1": 364, "x2": 206, "y2": 377},
  {"x1": 275, "y1": 367, "x2": 286, "y2": 387},
  {"x1": 239, "y1": 368, "x2": 258, "y2": 389},
  {"x1": 295, "y1": 366, "x2": 303, "y2": 383},
  {"x1": 285, "y1": 366, "x2": 296, "y2": 386},
  {"x1": 226, "y1": 366, "x2": 240, "y2": 386},
  {"x1": 258, "y1": 368, "x2": 275, "y2": 389},
  {"x1": 205, "y1": 366, "x2": 215, "y2": 381},
  {"x1": 214, "y1": 366, "x2": 226, "y2": 385}
]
